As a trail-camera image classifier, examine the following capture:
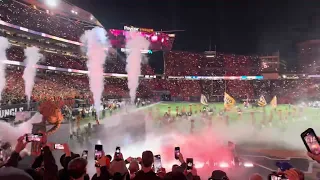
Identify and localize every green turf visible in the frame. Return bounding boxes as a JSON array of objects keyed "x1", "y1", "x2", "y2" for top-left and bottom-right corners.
[
  {"x1": 79, "y1": 102, "x2": 319, "y2": 130},
  {"x1": 150, "y1": 102, "x2": 319, "y2": 128}
]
